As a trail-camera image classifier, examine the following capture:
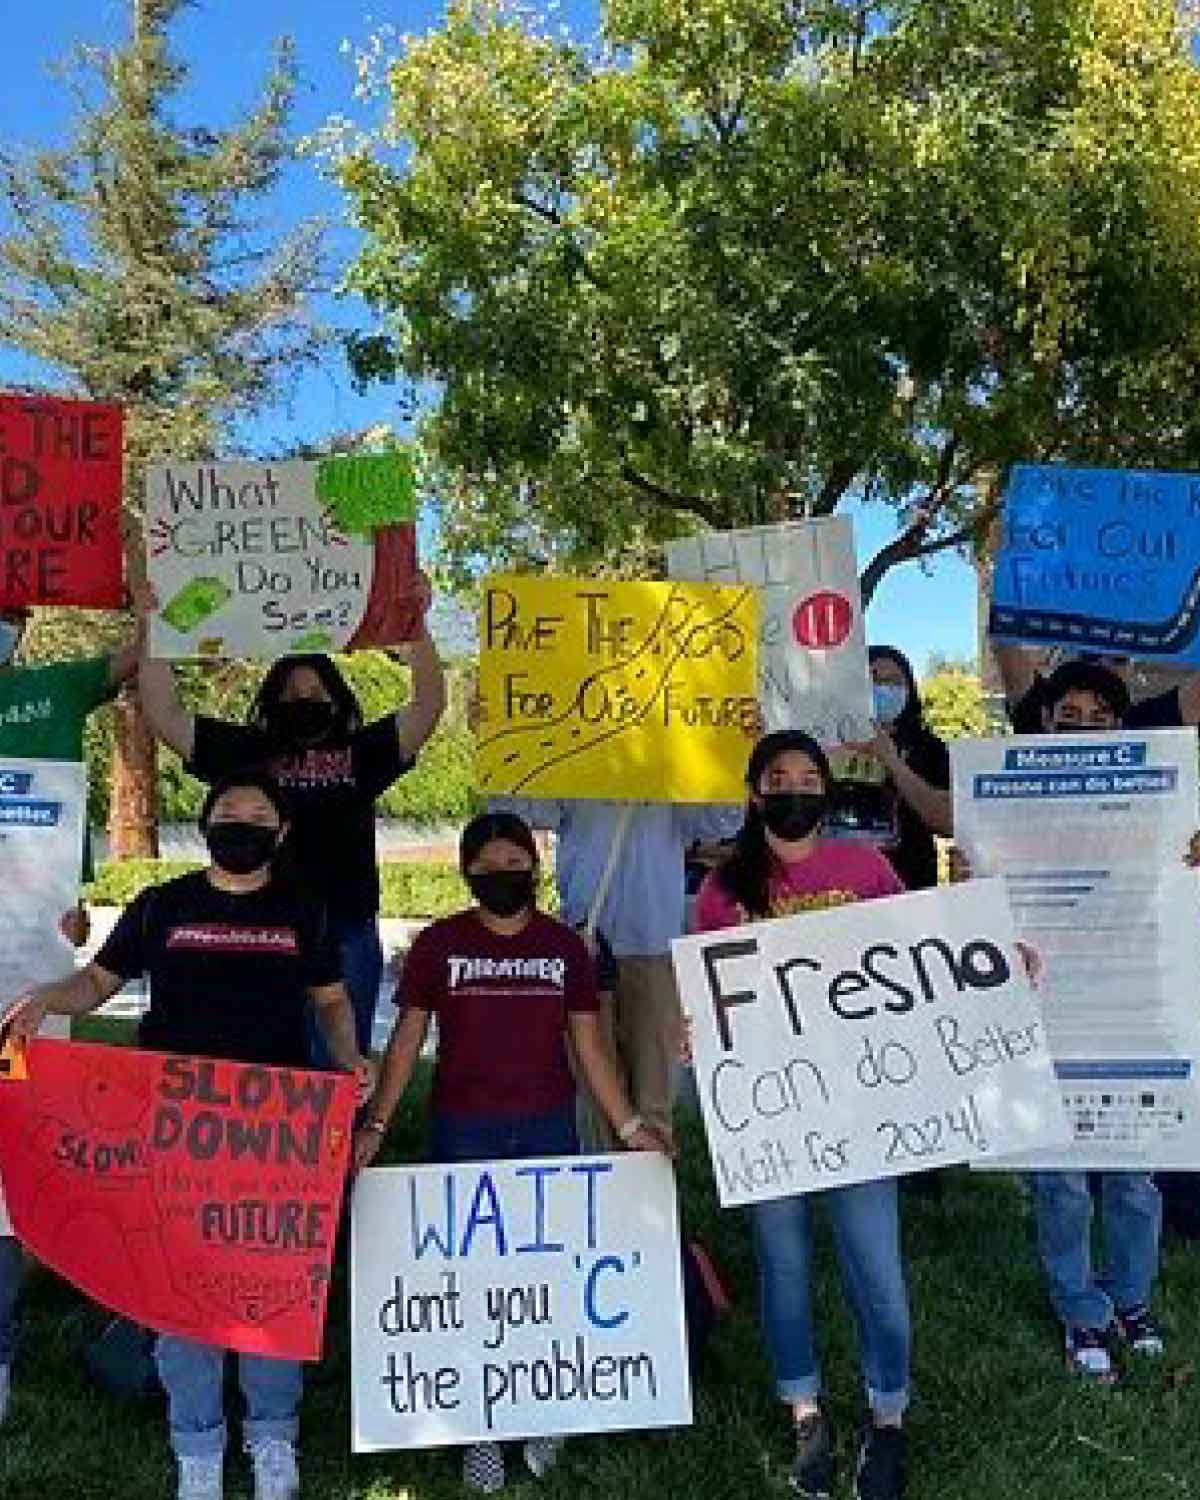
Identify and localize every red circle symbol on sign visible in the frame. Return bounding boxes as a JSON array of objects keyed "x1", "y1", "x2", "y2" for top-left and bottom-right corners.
[{"x1": 793, "y1": 591, "x2": 853, "y2": 649}]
